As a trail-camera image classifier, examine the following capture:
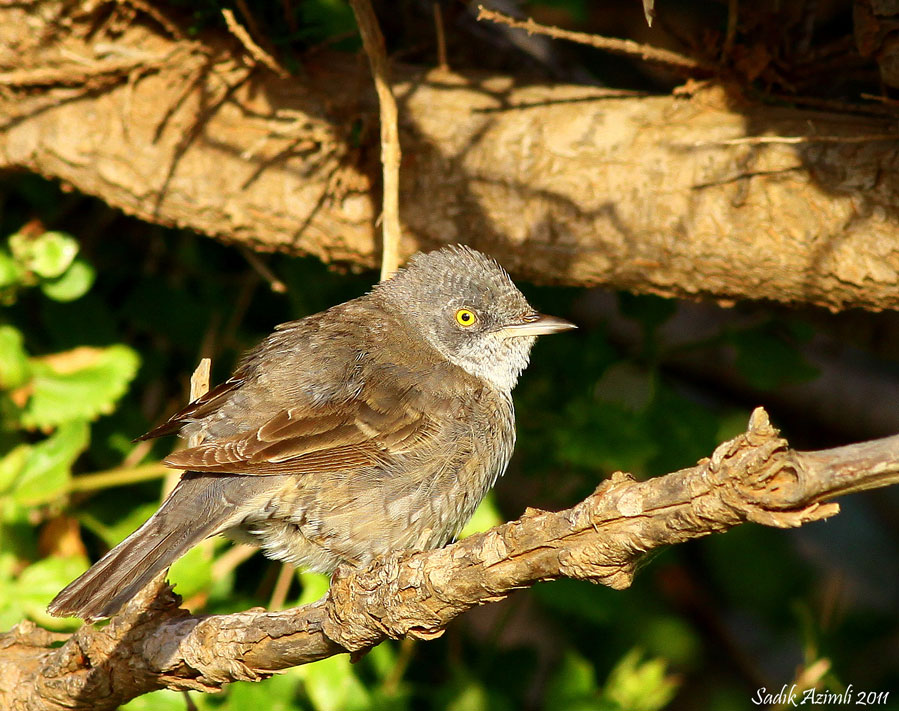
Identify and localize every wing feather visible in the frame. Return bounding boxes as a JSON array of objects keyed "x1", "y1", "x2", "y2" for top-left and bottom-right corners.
[{"x1": 162, "y1": 378, "x2": 444, "y2": 477}]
